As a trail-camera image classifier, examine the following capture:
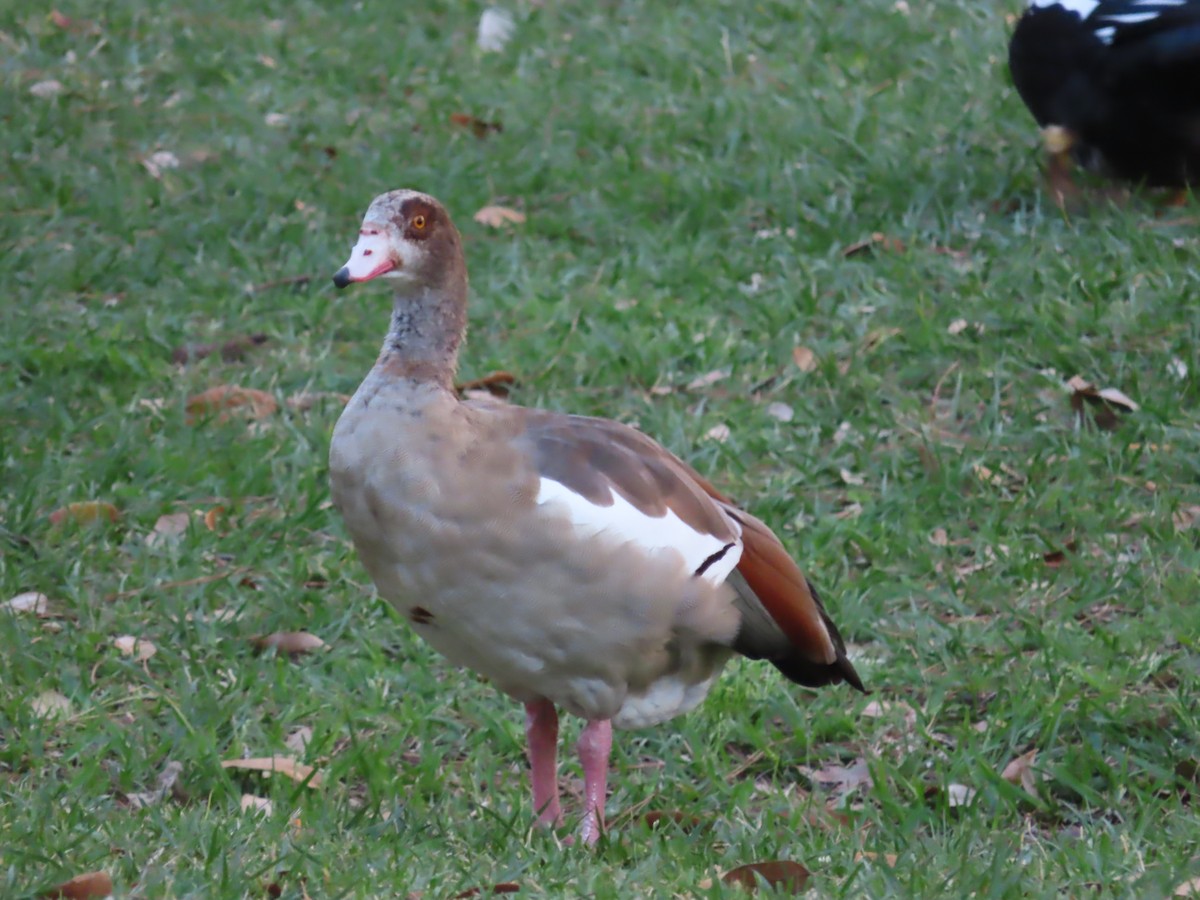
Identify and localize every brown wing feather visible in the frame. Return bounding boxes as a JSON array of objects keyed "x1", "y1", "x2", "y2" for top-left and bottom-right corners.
[
  {"x1": 512, "y1": 405, "x2": 864, "y2": 692},
  {"x1": 715, "y1": 506, "x2": 866, "y2": 693}
]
